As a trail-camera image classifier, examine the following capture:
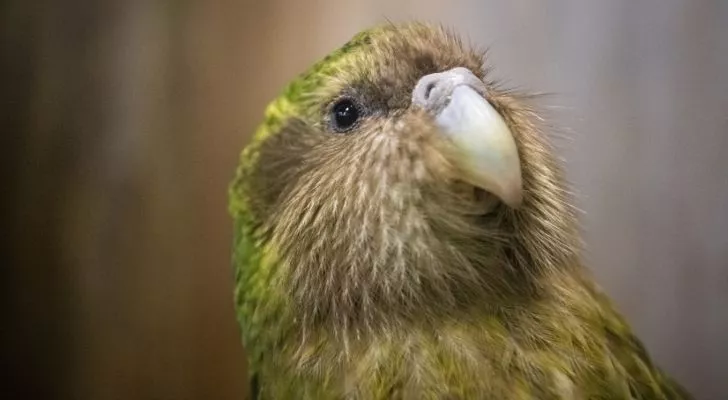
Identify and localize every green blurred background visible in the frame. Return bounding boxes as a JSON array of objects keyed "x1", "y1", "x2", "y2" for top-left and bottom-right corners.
[{"x1": 3, "y1": 1, "x2": 727, "y2": 399}]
